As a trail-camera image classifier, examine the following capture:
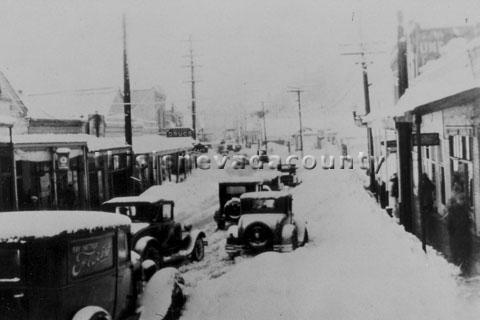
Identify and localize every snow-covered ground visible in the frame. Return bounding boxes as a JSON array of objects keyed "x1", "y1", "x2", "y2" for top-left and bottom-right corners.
[{"x1": 175, "y1": 146, "x2": 480, "y2": 320}]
